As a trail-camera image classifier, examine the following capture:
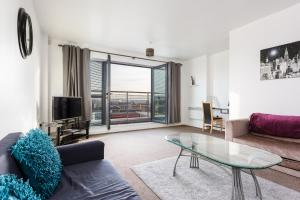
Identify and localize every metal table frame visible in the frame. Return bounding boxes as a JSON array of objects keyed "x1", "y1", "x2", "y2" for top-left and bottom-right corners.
[{"x1": 173, "y1": 147, "x2": 262, "y2": 200}]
